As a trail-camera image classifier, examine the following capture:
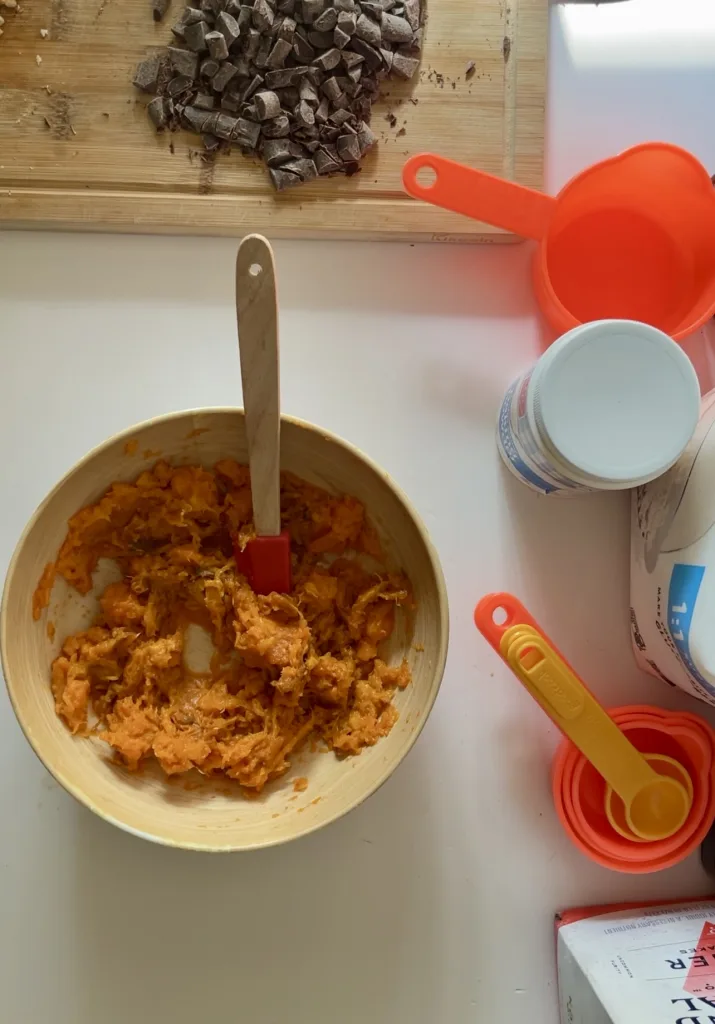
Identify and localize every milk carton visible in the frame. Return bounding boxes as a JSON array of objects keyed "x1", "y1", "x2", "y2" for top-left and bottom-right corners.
[
  {"x1": 557, "y1": 899, "x2": 715, "y2": 1024},
  {"x1": 631, "y1": 391, "x2": 715, "y2": 706}
]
